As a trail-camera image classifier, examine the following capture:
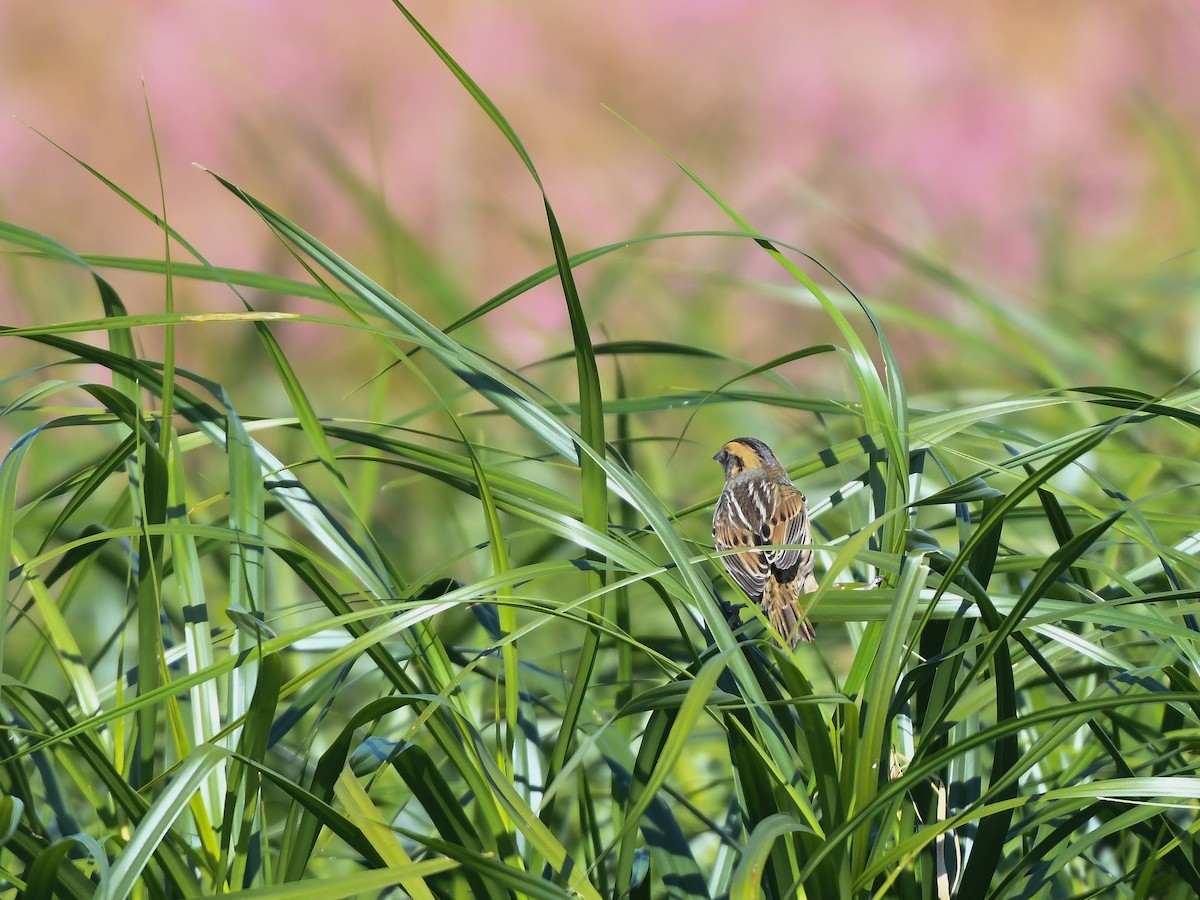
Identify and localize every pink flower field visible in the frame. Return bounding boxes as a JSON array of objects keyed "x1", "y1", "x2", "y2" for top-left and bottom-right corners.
[{"x1": 1, "y1": 2, "x2": 1197, "y2": 366}]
